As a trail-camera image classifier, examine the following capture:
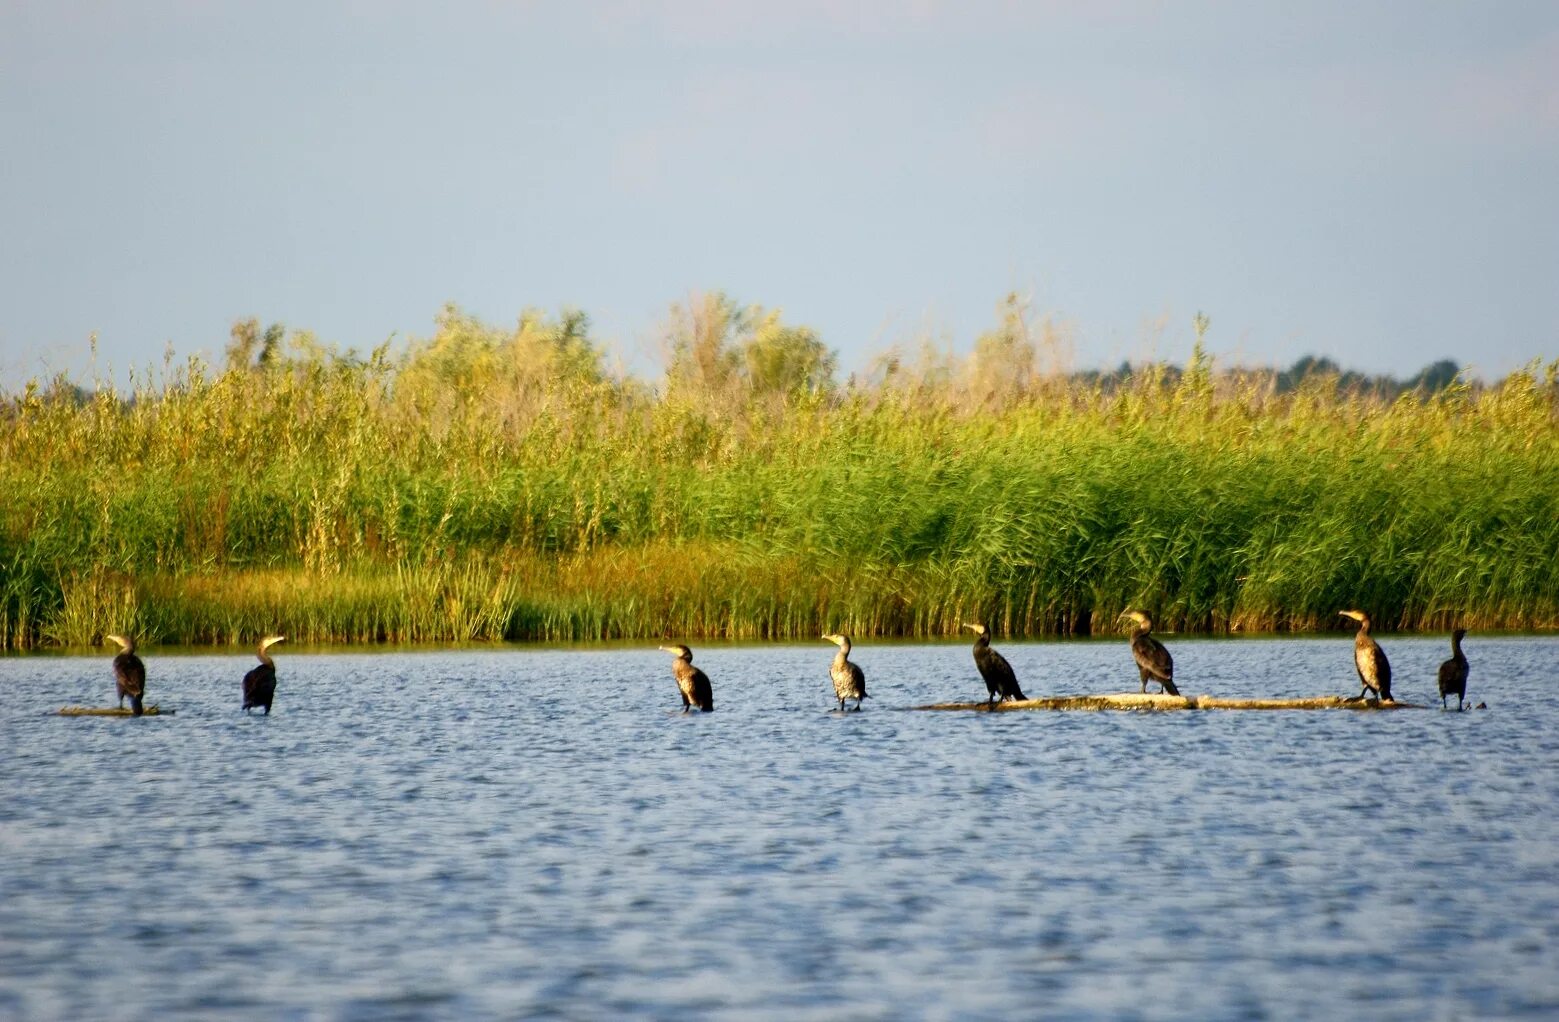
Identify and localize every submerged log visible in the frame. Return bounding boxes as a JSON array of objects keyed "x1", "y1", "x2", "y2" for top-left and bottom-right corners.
[
  {"x1": 911, "y1": 692, "x2": 1427, "y2": 712},
  {"x1": 56, "y1": 705, "x2": 173, "y2": 717}
]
